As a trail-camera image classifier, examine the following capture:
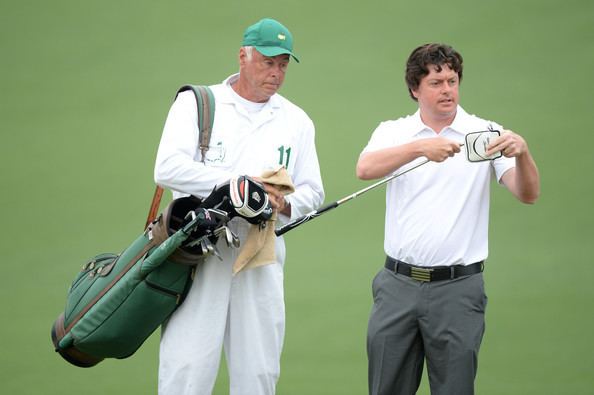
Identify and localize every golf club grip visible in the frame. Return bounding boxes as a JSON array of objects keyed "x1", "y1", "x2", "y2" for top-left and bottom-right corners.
[{"x1": 274, "y1": 201, "x2": 339, "y2": 236}]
